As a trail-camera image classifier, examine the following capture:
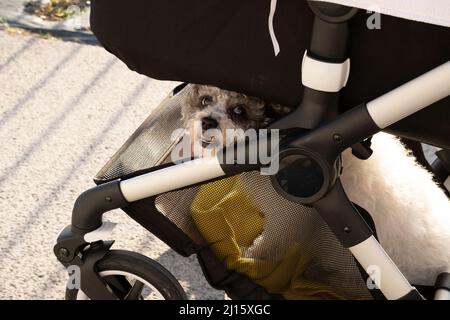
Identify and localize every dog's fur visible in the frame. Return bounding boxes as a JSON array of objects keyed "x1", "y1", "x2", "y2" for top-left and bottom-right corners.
[
  {"x1": 181, "y1": 84, "x2": 450, "y2": 286},
  {"x1": 181, "y1": 84, "x2": 291, "y2": 152},
  {"x1": 341, "y1": 134, "x2": 450, "y2": 285}
]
